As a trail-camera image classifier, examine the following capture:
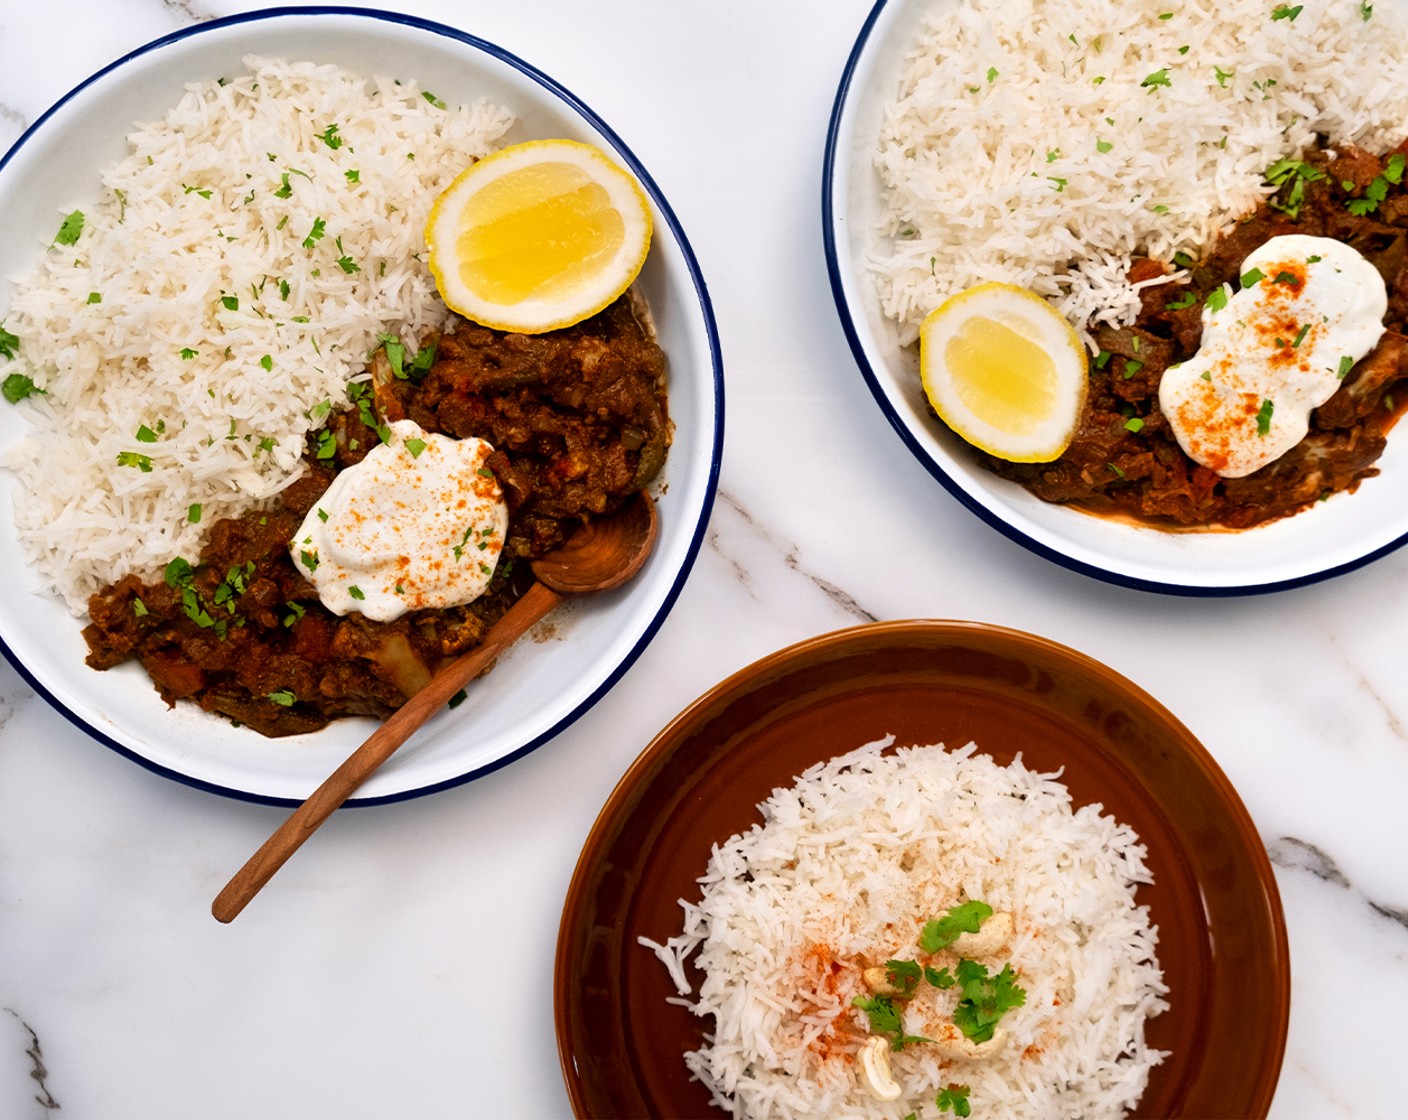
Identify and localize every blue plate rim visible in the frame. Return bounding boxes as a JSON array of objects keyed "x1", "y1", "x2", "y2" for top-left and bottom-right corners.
[{"x1": 0, "y1": 4, "x2": 725, "y2": 807}]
